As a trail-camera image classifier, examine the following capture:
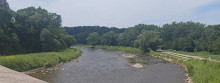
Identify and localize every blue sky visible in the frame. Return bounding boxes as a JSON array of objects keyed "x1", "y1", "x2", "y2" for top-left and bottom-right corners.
[
  {"x1": 7, "y1": 0, "x2": 220, "y2": 28},
  {"x1": 195, "y1": 1, "x2": 220, "y2": 14}
]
